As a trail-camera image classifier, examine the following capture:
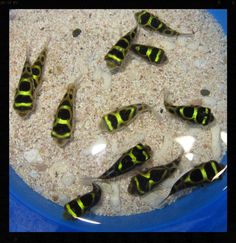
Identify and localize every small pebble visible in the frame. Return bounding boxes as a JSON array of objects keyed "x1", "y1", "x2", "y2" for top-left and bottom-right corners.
[
  {"x1": 35, "y1": 186, "x2": 43, "y2": 193},
  {"x1": 56, "y1": 66, "x2": 63, "y2": 74},
  {"x1": 200, "y1": 89, "x2": 210, "y2": 96},
  {"x1": 29, "y1": 170, "x2": 39, "y2": 178},
  {"x1": 194, "y1": 58, "x2": 207, "y2": 69},
  {"x1": 61, "y1": 172, "x2": 75, "y2": 186},
  {"x1": 34, "y1": 163, "x2": 48, "y2": 171},
  {"x1": 72, "y1": 28, "x2": 81, "y2": 37},
  {"x1": 52, "y1": 194, "x2": 59, "y2": 201},
  {"x1": 24, "y1": 149, "x2": 43, "y2": 163}
]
